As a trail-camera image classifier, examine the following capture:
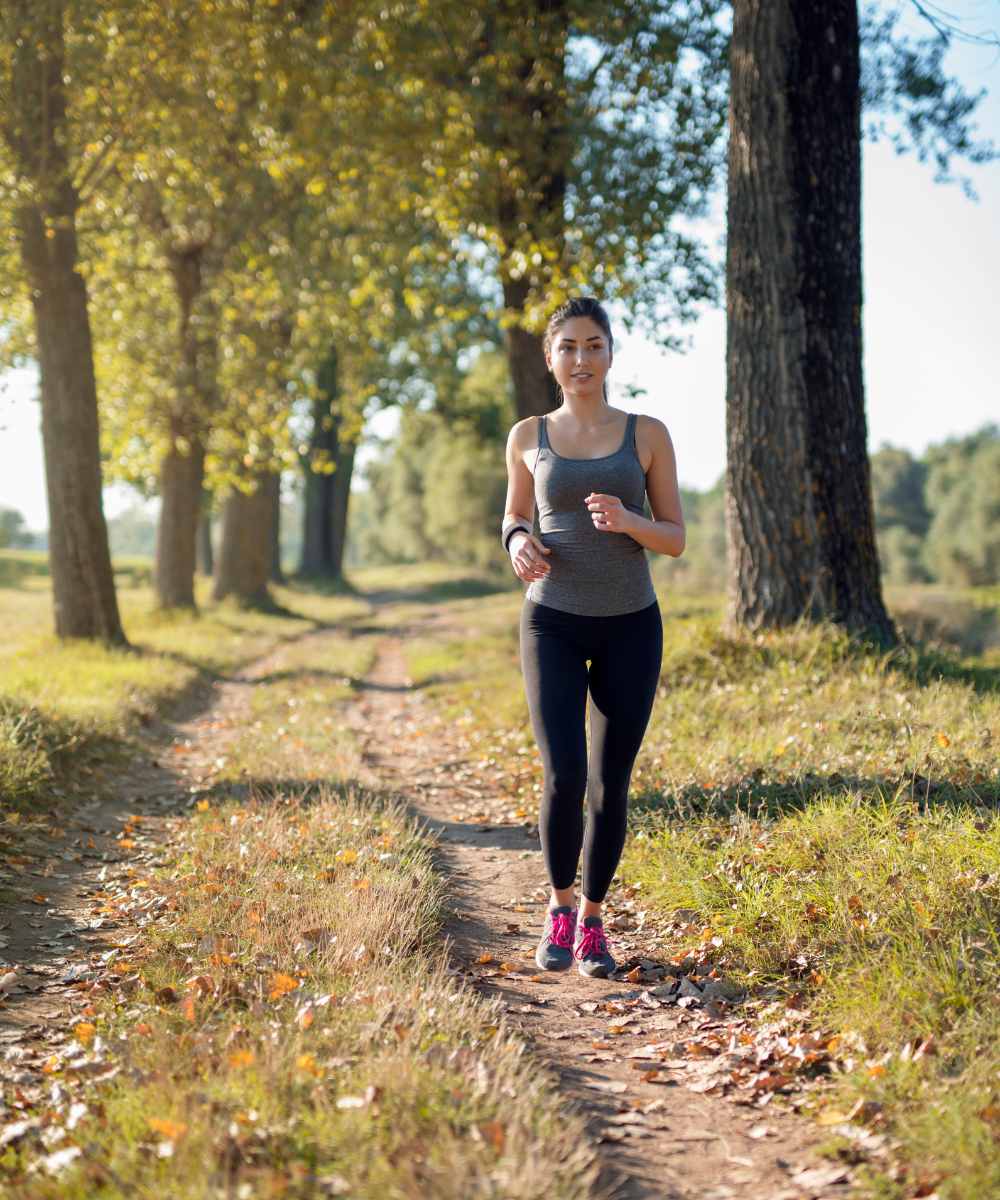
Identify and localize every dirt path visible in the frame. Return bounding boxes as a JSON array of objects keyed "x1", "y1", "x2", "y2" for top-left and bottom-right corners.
[
  {"x1": 1, "y1": 598, "x2": 854, "y2": 1199},
  {"x1": 343, "y1": 617, "x2": 855, "y2": 1200}
]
